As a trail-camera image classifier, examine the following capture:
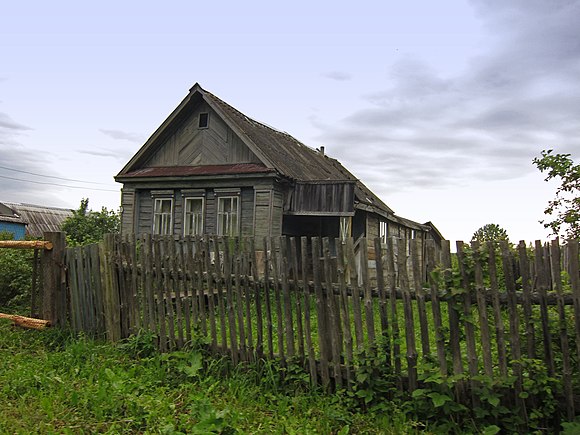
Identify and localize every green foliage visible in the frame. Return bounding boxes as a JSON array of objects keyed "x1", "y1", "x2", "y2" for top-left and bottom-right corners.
[
  {"x1": 62, "y1": 198, "x2": 120, "y2": 246},
  {"x1": 471, "y1": 223, "x2": 510, "y2": 245},
  {"x1": 533, "y1": 149, "x2": 580, "y2": 239},
  {"x1": 0, "y1": 231, "x2": 33, "y2": 308}
]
